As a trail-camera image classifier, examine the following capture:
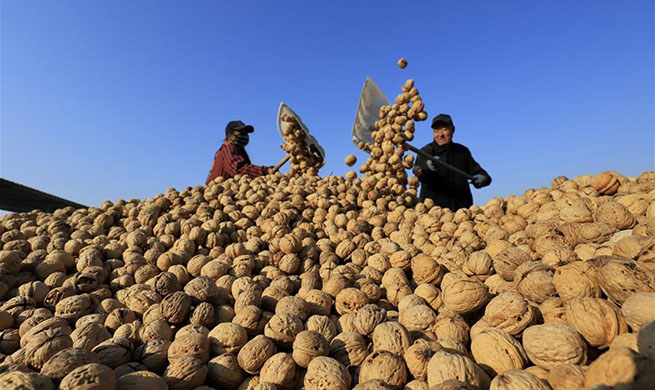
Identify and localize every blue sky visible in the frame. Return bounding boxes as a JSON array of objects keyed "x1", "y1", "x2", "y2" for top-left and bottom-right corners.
[{"x1": 1, "y1": 1, "x2": 653, "y2": 208}]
